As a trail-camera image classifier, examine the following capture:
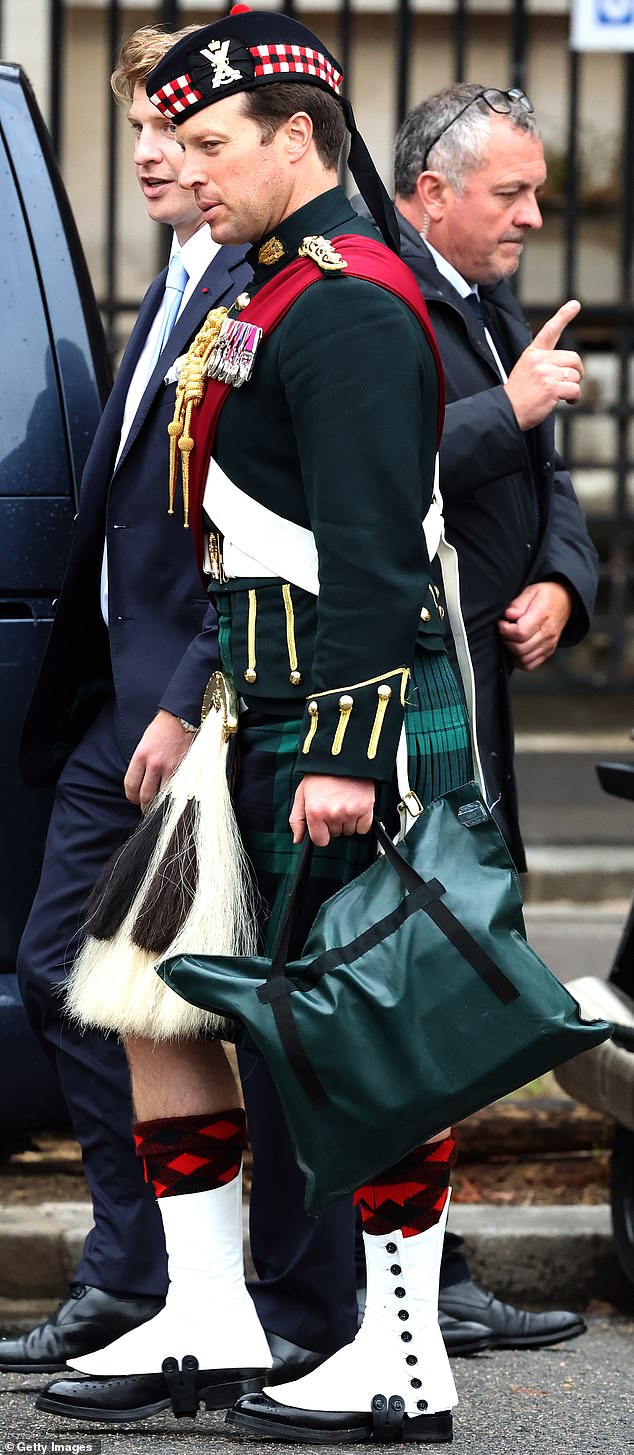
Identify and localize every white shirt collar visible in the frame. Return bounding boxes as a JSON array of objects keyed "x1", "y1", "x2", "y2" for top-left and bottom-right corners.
[
  {"x1": 170, "y1": 222, "x2": 220, "y2": 284},
  {"x1": 424, "y1": 239, "x2": 477, "y2": 302}
]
